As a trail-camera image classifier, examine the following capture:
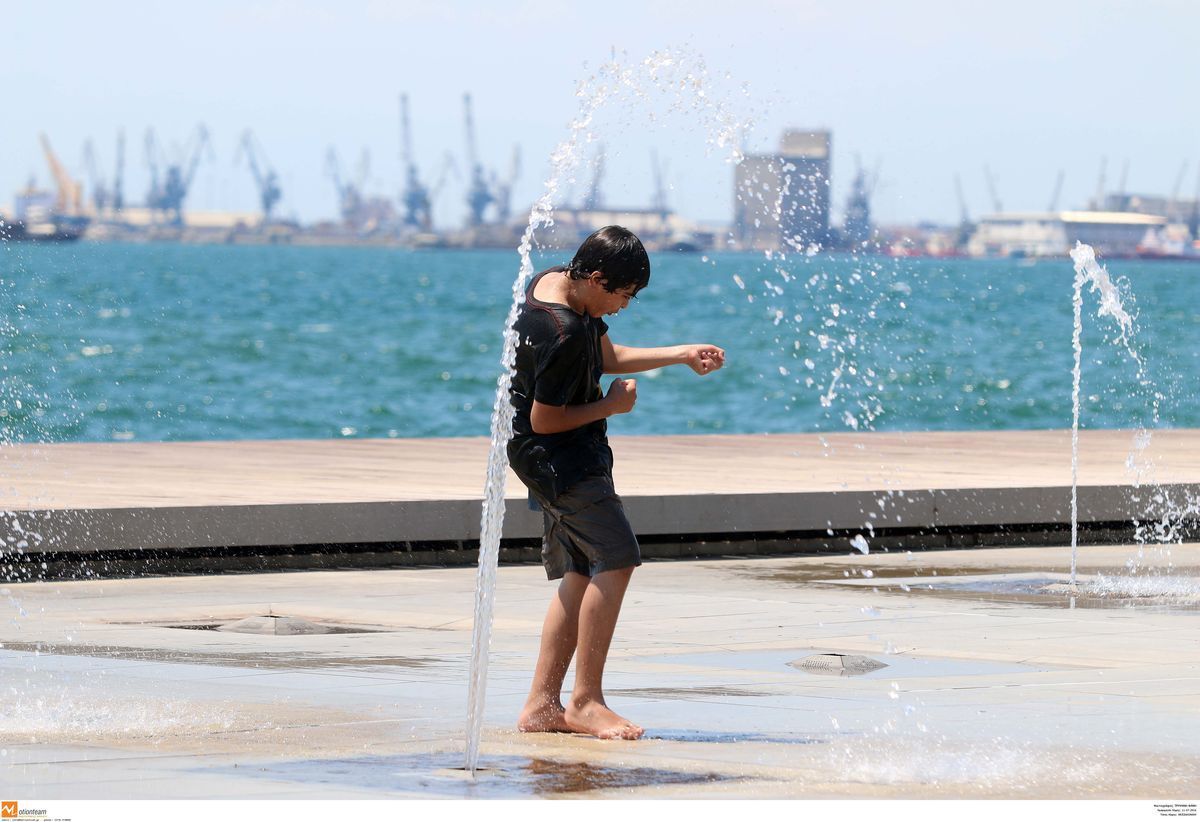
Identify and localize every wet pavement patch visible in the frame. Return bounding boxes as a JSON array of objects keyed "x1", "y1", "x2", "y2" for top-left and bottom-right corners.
[
  {"x1": 646, "y1": 728, "x2": 825, "y2": 745},
  {"x1": 0, "y1": 642, "x2": 438, "y2": 669},
  {"x1": 869, "y1": 573, "x2": 1200, "y2": 611},
  {"x1": 610, "y1": 685, "x2": 769, "y2": 698},
  {"x1": 656, "y1": 648, "x2": 1054, "y2": 678},
  {"x1": 208, "y1": 753, "x2": 735, "y2": 797},
  {"x1": 144, "y1": 616, "x2": 392, "y2": 635},
  {"x1": 742, "y1": 562, "x2": 1200, "y2": 611}
]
